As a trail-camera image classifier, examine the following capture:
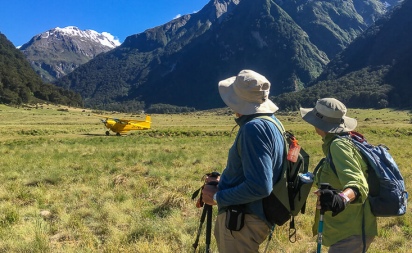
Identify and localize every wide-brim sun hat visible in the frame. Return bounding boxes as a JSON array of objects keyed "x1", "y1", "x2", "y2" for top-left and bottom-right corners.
[
  {"x1": 300, "y1": 98, "x2": 357, "y2": 133},
  {"x1": 218, "y1": 69, "x2": 279, "y2": 115}
]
